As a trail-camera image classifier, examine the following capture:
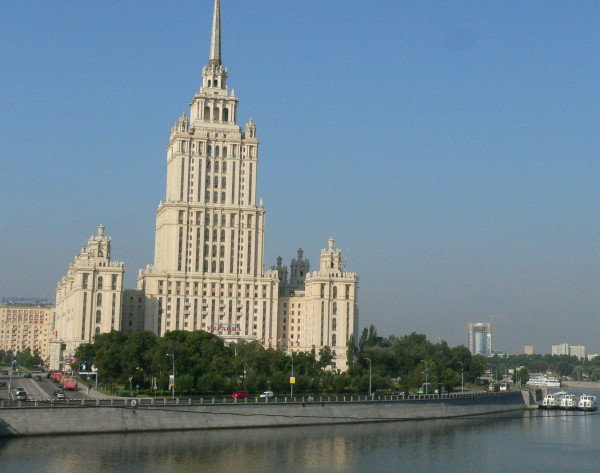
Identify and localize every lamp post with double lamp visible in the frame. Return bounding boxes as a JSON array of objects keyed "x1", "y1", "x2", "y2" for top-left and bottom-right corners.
[
  {"x1": 457, "y1": 361, "x2": 464, "y2": 393},
  {"x1": 365, "y1": 357, "x2": 372, "y2": 397},
  {"x1": 166, "y1": 353, "x2": 175, "y2": 399},
  {"x1": 420, "y1": 360, "x2": 429, "y2": 395}
]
